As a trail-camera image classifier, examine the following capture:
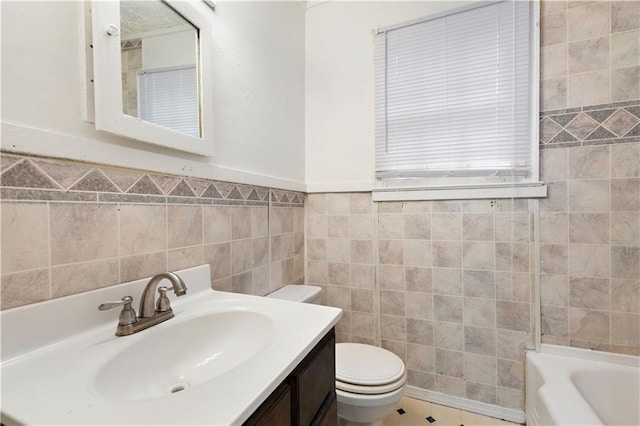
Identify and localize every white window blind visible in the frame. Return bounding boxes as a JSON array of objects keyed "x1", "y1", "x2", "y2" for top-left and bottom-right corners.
[
  {"x1": 138, "y1": 66, "x2": 200, "y2": 137},
  {"x1": 374, "y1": 1, "x2": 535, "y2": 187}
]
